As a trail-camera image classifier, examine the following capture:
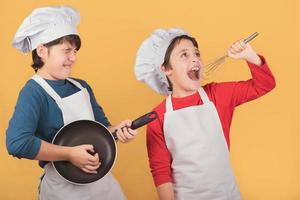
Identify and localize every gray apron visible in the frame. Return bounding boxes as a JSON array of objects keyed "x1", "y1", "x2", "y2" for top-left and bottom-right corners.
[
  {"x1": 32, "y1": 75, "x2": 126, "y2": 200},
  {"x1": 164, "y1": 87, "x2": 241, "y2": 200}
]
